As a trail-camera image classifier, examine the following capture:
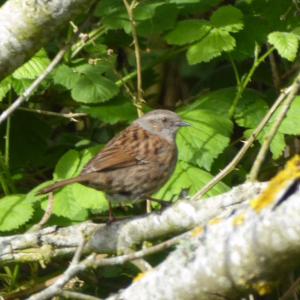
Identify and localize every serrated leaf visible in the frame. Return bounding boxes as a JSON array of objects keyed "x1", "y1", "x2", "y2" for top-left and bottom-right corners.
[
  {"x1": 53, "y1": 64, "x2": 80, "y2": 89},
  {"x1": 0, "y1": 77, "x2": 11, "y2": 101},
  {"x1": 245, "y1": 128, "x2": 285, "y2": 160},
  {"x1": 76, "y1": 145, "x2": 103, "y2": 171},
  {"x1": 135, "y1": 2, "x2": 165, "y2": 21},
  {"x1": 187, "y1": 28, "x2": 236, "y2": 64},
  {"x1": 11, "y1": 78, "x2": 33, "y2": 95},
  {"x1": 155, "y1": 161, "x2": 229, "y2": 200},
  {"x1": 210, "y1": 5, "x2": 244, "y2": 33},
  {"x1": 166, "y1": 20, "x2": 211, "y2": 45},
  {"x1": 234, "y1": 90, "x2": 269, "y2": 128},
  {"x1": 177, "y1": 109, "x2": 233, "y2": 170},
  {"x1": 42, "y1": 185, "x2": 89, "y2": 220},
  {"x1": 12, "y1": 49, "x2": 50, "y2": 79},
  {"x1": 0, "y1": 195, "x2": 34, "y2": 231},
  {"x1": 54, "y1": 150, "x2": 81, "y2": 180},
  {"x1": 268, "y1": 32, "x2": 299, "y2": 61},
  {"x1": 279, "y1": 96, "x2": 300, "y2": 135},
  {"x1": 72, "y1": 184, "x2": 108, "y2": 211},
  {"x1": 72, "y1": 74, "x2": 119, "y2": 103},
  {"x1": 79, "y1": 97, "x2": 137, "y2": 124}
]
